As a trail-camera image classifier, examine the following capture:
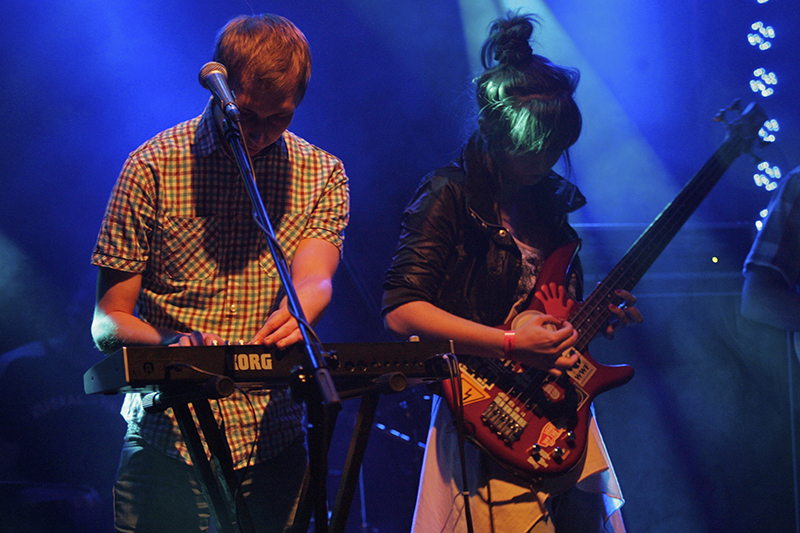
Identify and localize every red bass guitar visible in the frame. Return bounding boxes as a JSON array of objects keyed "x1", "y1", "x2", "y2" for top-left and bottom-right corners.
[{"x1": 442, "y1": 101, "x2": 769, "y2": 481}]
